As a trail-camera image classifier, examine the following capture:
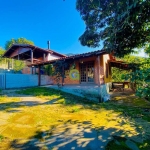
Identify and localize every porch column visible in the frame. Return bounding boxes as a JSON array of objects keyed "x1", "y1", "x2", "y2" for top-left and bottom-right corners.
[
  {"x1": 18, "y1": 49, "x2": 20, "y2": 60},
  {"x1": 62, "y1": 65, "x2": 65, "y2": 86},
  {"x1": 97, "y1": 55, "x2": 101, "y2": 86},
  {"x1": 43, "y1": 53, "x2": 46, "y2": 62},
  {"x1": 12, "y1": 59, "x2": 14, "y2": 70},
  {"x1": 32, "y1": 67, "x2": 34, "y2": 74},
  {"x1": 38, "y1": 65, "x2": 41, "y2": 86},
  {"x1": 31, "y1": 50, "x2": 33, "y2": 64},
  {"x1": 97, "y1": 55, "x2": 102, "y2": 102}
]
